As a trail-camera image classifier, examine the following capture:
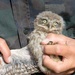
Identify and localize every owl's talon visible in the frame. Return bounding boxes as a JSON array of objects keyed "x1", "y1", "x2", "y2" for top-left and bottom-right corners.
[{"x1": 47, "y1": 41, "x2": 53, "y2": 45}]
